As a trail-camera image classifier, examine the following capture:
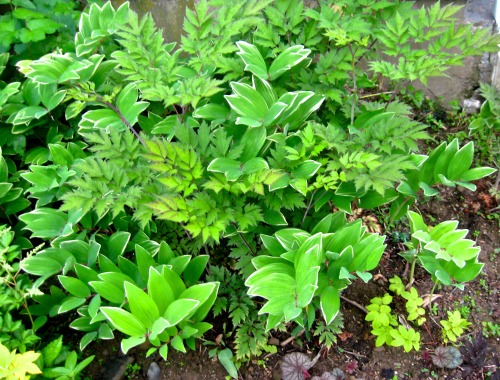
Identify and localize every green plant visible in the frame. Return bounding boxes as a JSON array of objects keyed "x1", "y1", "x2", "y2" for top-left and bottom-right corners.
[
  {"x1": 469, "y1": 84, "x2": 500, "y2": 191},
  {"x1": 482, "y1": 321, "x2": 500, "y2": 338},
  {"x1": 402, "y1": 211, "x2": 484, "y2": 292},
  {"x1": 440, "y1": 310, "x2": 471, "y2": 343},
  {"x1": 313, "y1": 315, "x2": 344, "y2": 350},
  {"x1": 1, "y1": 0, "x2": 497, "y2": 371},
  {"x1": 20, "y1": 230, "x2": 219, "y2": 357},
  {"x1": 36, "y1": 336, "x2": 94, "y2": 380},
  {"x1": 245, "y1": 212, "x2": 385, "y2": 330},
  {"x1": 366, "y1": 277, "x2": 426, "y2": 352},
  {"x1": 0, "y1": 341, "x2": 41, "y2": 380},
  {"x1": 124, "y1": 363, "x2": 141, "y2": 378}
]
